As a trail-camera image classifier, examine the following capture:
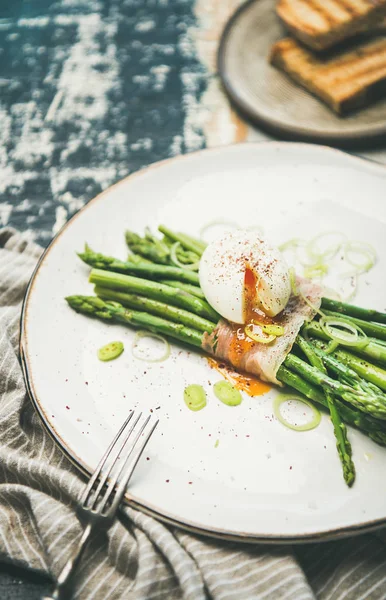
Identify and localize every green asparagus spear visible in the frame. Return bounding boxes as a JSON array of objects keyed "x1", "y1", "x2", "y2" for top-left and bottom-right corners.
[
  {"x1": 66, "y1": 291, "x2": 386, "y2": 445},
  {"x1": 158, "y1": 225, "x2": 206, "y2": 256},
  {"x1": 303, "y1": 321, "x2": 386, "y2": 366},
  {"x1": 65, "y1": 296, "x2": 203, "y2": 347},
  {"x1": 322, "y1": 309, "x2": 386, "y2": 341},
  {"x1": 310, "y1": 339, "x2": 386, "y2": 392},
  {"x1": 296, "y1": 336, "x2": 355, "y2": 486},
  {"x1": 277, "y1": 367, "x2": 386, "y2": 445},
  {"x1": 89, "y1": 269, "x2": 219, "y2": 322},
  {"x1": 160, "y1": 280, "x2": 206, "y2": 299},
  {"x1": 127, "y1": 253, "x2": 153, "y2": 264},
  {"x1": 78, "y1": 245, "x2": 200, "y2": 285},
  {"x1": 284, "y1": 354, "x2": 386, "y2": 419},
  {"x1": 125, "y1": 231, "x2": 170, "y2": 264},
  {"x1": 94, "y1": 285, "x2": 216, "y2": 333},
  {"x1": 321, "y1": 298, "x2": 386, "y2": 325}
]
